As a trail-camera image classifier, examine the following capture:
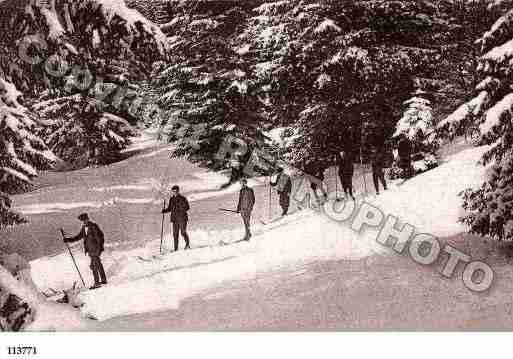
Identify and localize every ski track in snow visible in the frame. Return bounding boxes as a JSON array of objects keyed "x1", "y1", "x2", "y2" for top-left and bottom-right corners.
[
  {"x1": 32, "y1": 209, "x2": 390, "y2": 321},
  {"x1": 29, "y1": 146, "x2": 488, "y2": 322},
  {"x1": 14, "y1": 172, "x2": 264, "y2": 215}
]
